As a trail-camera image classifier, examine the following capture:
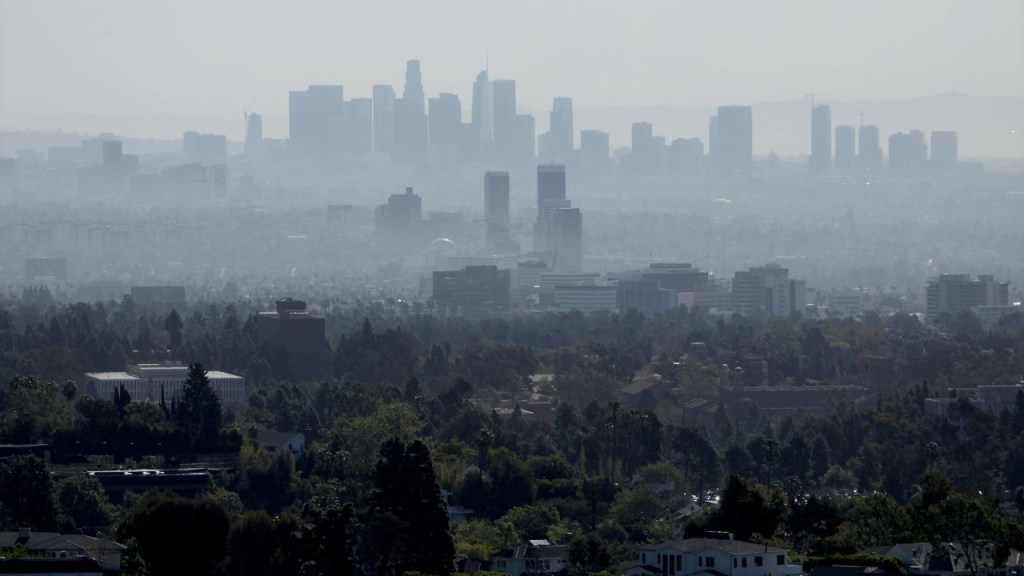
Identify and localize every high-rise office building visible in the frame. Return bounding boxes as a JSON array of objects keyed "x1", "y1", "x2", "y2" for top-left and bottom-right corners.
[
  {"x1": 244, "y1": 113, "x2": 262, "y2": 157},
  {"x1": 670, "y1": 138, "x2": 704, "y2": 174},
  {"x1": 835, "y1": 125, "x2": 856, "y2": 171},
  {"x1": 537, "y1": 163, "x2": 566, "y2": 208},
  {"x1": 616, "y1": 279, "x2": 676, "y2": 315},
  {"x1": 632, "y1": 122, "x2": 653, "y2": 153},
  {"x1": 579, "y1": 130, "x2": 610, "y2": 169},
  {"x1": 432, "y1": 266, "x2": 511, "y2": 312},
  {"x1": 183, "y1": 131, "x2": 228, "y2": 165},
  {"x1": 492, "y1": 79, "x2": 517, "y2": 158},
  {"x1": 484, "y1": 171, "x2": 510, "y2": 226},
  {"x1": 710, "y1": 106, "x2": 752, "y2": 174},
  {"x1": 514, "y1": 114, "x2": 536, "y2": 163},
  {"x1": 809, "y1": 105, "x2": 832, "y2": 173},
  {"x1": 732, "y1": 264, "x2": 789, "y2": 314},
  {"x1": 374, "y1": 186, "x2": 423, "y2": 247},
  {"x1": 103, "y1": 140, "x2": 122, "y2": 166},
  {"x1": 889, "y1": 130, "x2": 928, "y2": 176},
  {"x1": 542, "y1": 97, "x2": 574, "y2": 163},
  {"x1": 550, "y1": 207, "x2": 583, "y2": 272},
  {"x1": 403, "y1": 60, "x2": 424, "y2": 108},
  {"x1": 858, "y1": 125, "x2": 883, "y2": 174},
  {"x1": 395, "y1": 60, "x2": 428, "y2": 161},
  {"x1": 471, "y1": 70, "x2": 494, "y2": 152},
  {"x1": 254, "y1": 299, "x2": 328, "y2": 381},
  {"x1": 926, "y1": 274, "x2": 1009, "y2": 321},
  {"x1": 708, "y1": 115, "x2": 719, "y2": 161},
  {"x1": 484, "y1": 171, "x2": 511, "y2": 252},
  {"x1": 372, "y1": 85, "x2": 396, "y2": 155},
  {"x1": 289, "y1": 85, "x2": 344, "y2": 157},
  {"x1": 534, "y1": 164, "x2": 568, "y2": 252},
  {"x1": 930, "y1": 131, "x2": 958, "y2": 175},
  {"x1": 766, "y1": 279, "x2": 807, "y2": 317},
  {"x1": 641, "y1": 263, "x2": 711, "y2": 293},
  {"x1": 346, "y1": 98, "x2": 373, "y2": 156},
  {"x1": 428, "y1": 93, "x2": 463, "y2": 156},
  {"x1": 630, "y1": 122, "x2": 657, "y2": 170}
]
